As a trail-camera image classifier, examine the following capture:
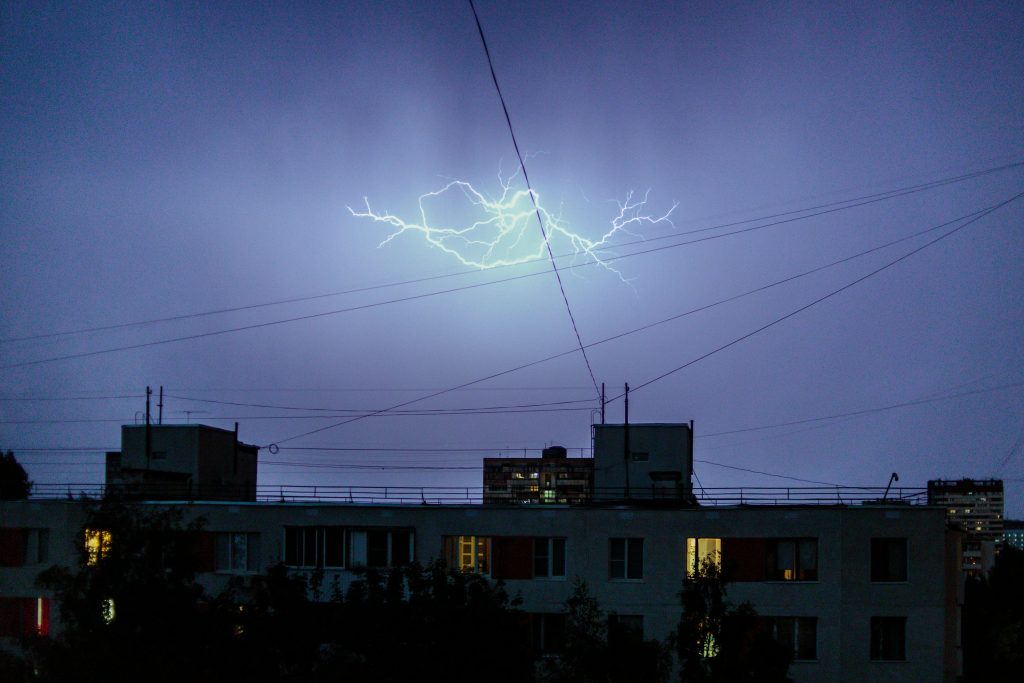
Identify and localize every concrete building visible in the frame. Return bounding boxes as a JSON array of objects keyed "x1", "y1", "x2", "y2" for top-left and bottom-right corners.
[
  {"x1": 592, "y1": 423, "x2": 694, "y2": 503},
  {"x1": 105, "y1": 423, "x2": 259, "y2": 502},
  {"x1": 483, "y1": 446, "x2": 593, "y2": 504},
  {"x1": 927, "y1": 479, "x2": 1003, "y2": 575},
  {"x1": 1002, "y1": 519, "x2": 1024, "y2": 550},
  {"x1": 1, "y1": 496, "x2": 959, "y2": 682}
]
